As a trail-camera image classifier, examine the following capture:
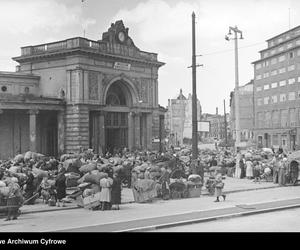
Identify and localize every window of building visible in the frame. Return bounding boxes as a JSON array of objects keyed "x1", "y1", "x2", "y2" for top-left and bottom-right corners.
[
  {"x1": 298, "y1": 91, "x2": 300, "y2": 98},
  {"x1": 272, "y1": 110, "x2": 280, "y2": 127},
  {"x1": 257, "y1": 98, "x2": 263, "y2": 106},
  {"x1": 288, "y1": 65, "x2": 295, "y2": 71},
  {"x1": 278, "y1": 46, "x2": 284, "y2": 52},
  {"x1": 257, "y1": 112, "x2": 264, "y2": 128},
  {"x1": 271, "y1": 95, "x2": 278, "y2": 103},
  {"x1": 289, "y1": 51, "x2": 294, "y2": 58},
  {"x1": 297, "y1": 49, "x2": 300, "y2": 56},
  {"x1": 255, "y1": 63, "x2": 262, "y2": 70},
  {"x1": 263, "y1": 60, "x2": 269, "y2": 67},
  {"x1": 272, "y1": 135, "x2": 279, "y2": 146},
  {"x1": 278, "y1": 37, "x2": 283, "y2": 43},
  {"x1": 280, "y1": 93, "x2": 286, "y2": 102},
  {"x1": 265, "y1": 111, "x2": 271, "y2": 128},
  {"x1": 297, "y1": 39, "x2": 300, "y2": 45},
  {"x1": 269, "y1": 41, "x2": 274, "y2": 47},
  {"x1": 290, "y1": 108, "x2": 297, "y2": 127},
  {"x1": 256, "y1": 74, "x2": 262, "y2": 80},
  {"x1": 271, "y1": 58, "x2": 277, "y2": 65},
  {"x1": 256, "y1": 86, "x2": 262, "y2": 92},
  {"x1": 271, "y1": 70, "x2": 278, "y2": 76},
  {"x1": 278, "y1": 55, "x2": 285, "y2": 62},
  {"x1": 279, "y1": 80, "x2": 286, "y2": 86},
  {"x1": 264, "y1": 84, "x2": 269, "y2": 90},
  {"x1": 288, "y1": 78, "x2": 296, "y2": 84},
  {"x1": 264, "y1": 96, "x2": 270, "y2": 104},
  {"x1": 287, "y1": 43, "x2": 293, "y2": 49},
  {"x1": 278, "y1": 67, "x2": 286, "y2": 74},
  {"x1": 263, "y1": 52, "x2": 269, "y2": 58},
  {"x1": 288, "y1": 92, "x2": 296, "y2": 100},
  {"x1": 298, "y1": 77, "x2": 300, "y2": 83},
  {"x1": 270, "y1": 49, "x2": 276, "y2": 55},
  {"x1": 271, "y1": 82, "x2": 278, "y2": 88},
  {"x1": 263, "y1": 72, "x2": 269, "y2": 78},
  {"x1": 280, "y1": 109, "x2": 288, "y2": 127}
]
